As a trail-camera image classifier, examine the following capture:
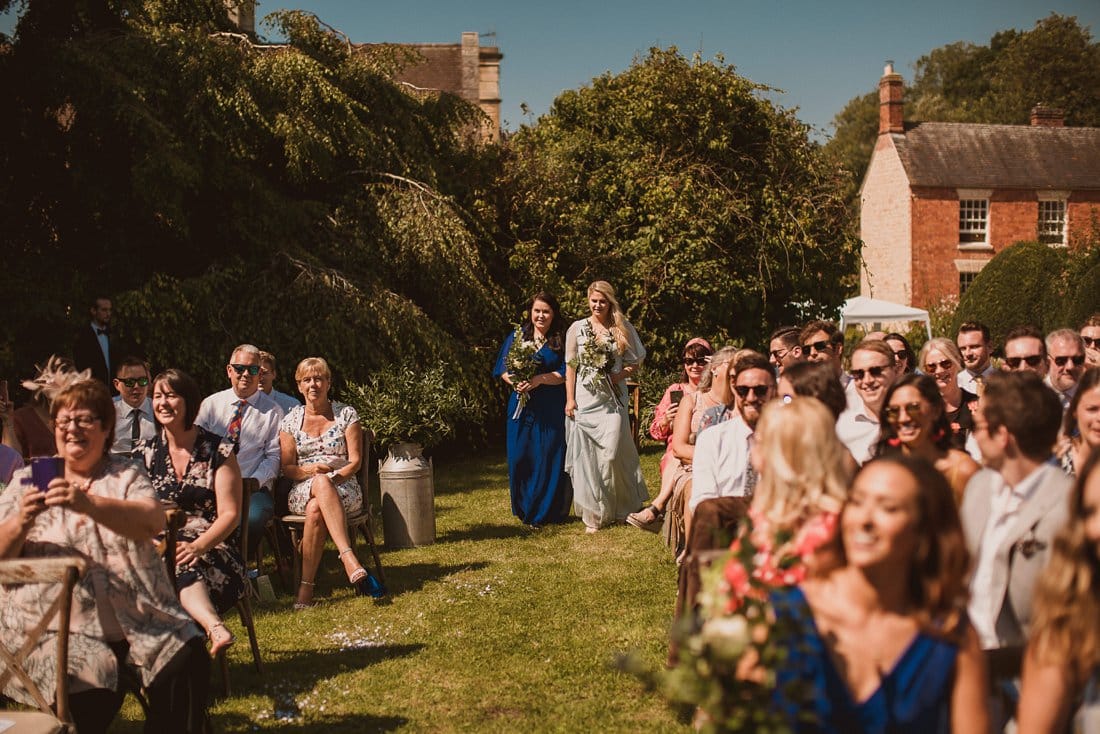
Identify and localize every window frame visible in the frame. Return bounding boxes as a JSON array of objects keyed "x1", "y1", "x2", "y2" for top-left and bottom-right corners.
[
  {"x1": 1037, "y1": 192, "x2": 1068, "y2": 247},
  {"x1": 957, "y1": 189, "x2": 993, "y2": 251}
]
